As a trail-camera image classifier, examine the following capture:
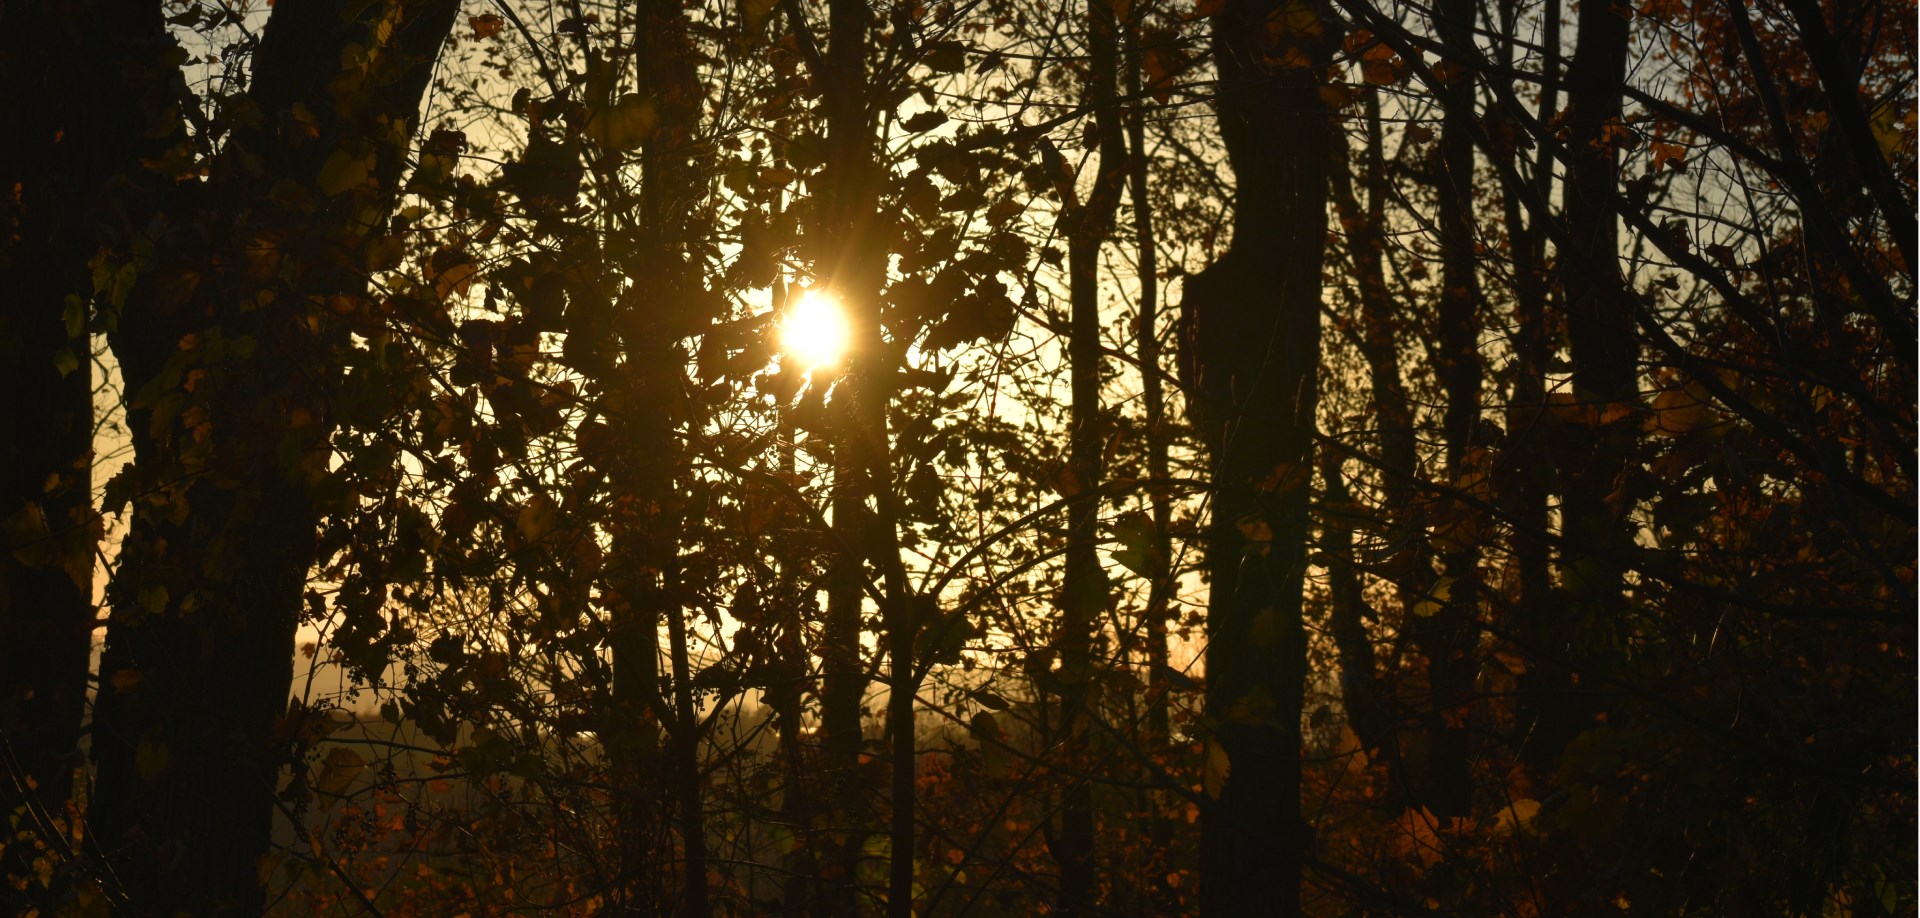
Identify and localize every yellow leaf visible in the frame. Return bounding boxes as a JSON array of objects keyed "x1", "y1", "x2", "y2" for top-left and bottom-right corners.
[
  {"x1": 1644, "y1": 381, "x2": 1714, "y2": 437},
  {"x1": 316, "y1": 149, "x2": 371, "y2": 196},
  {"x1": 434, "y1": 262, "x2": 477, "y2": 303},
  {"x1": 518, "y1": 493, "x2": 559, "y2": 541},
  {"x1": 587, "y1": 94, "x2": 659, "y2": 151},
  {"x1": 1411, "y1": 575, "x2": 1453, "y2": 617},
  {"x1": 317, "y1": 746, "x2": 366, "y2": 798},
  {"x1": 1870, "y1": 100, "x2": 1912, "y2": 159},
  {"x1": 1495, "y1": 798, "x2": 1542, "y2": 833},
  {"x1": 1203, "y1": 742, "x2": 1230, "y2": 798}
]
